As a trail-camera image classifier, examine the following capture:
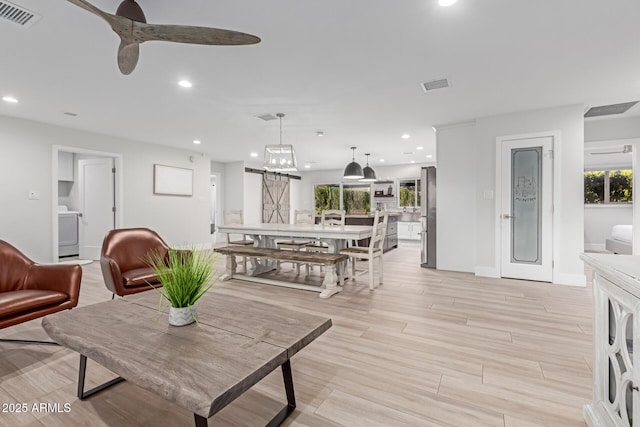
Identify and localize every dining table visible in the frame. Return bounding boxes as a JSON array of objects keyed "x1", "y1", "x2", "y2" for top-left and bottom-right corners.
[{"x1": 216, "y1": 222, "x2": 374, "y2": 296}]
